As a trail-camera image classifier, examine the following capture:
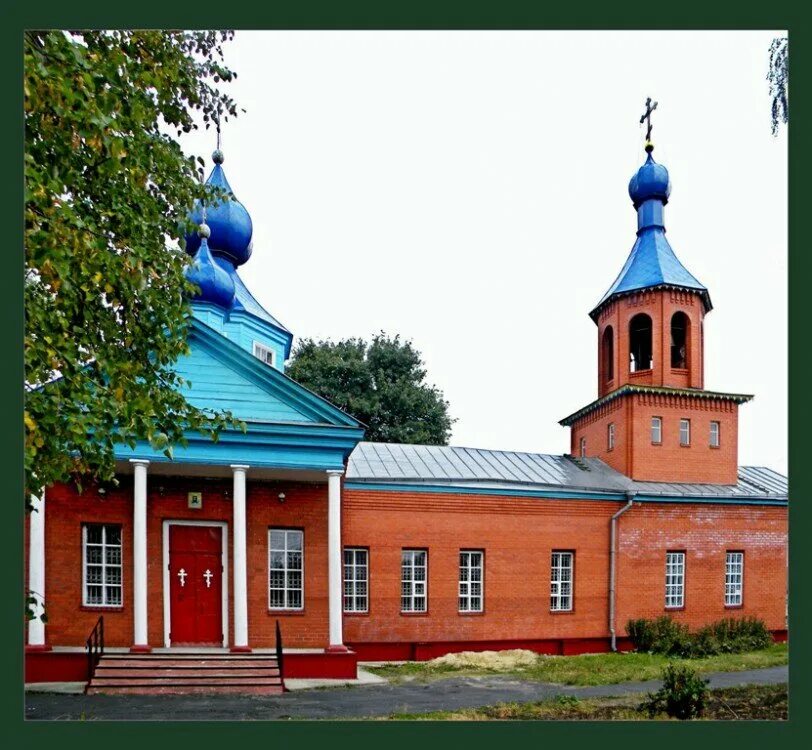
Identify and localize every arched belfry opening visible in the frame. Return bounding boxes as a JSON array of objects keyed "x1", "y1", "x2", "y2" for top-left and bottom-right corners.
[
  {"x1": 601, "y1": 326, "x2": 614, "y2": 382},
  {"x1": 629, "y1": 313, "x2": 653, "y2": 372},
  {"x1": 671, "y1": 311, "x2": 690, "y2": 369}
]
